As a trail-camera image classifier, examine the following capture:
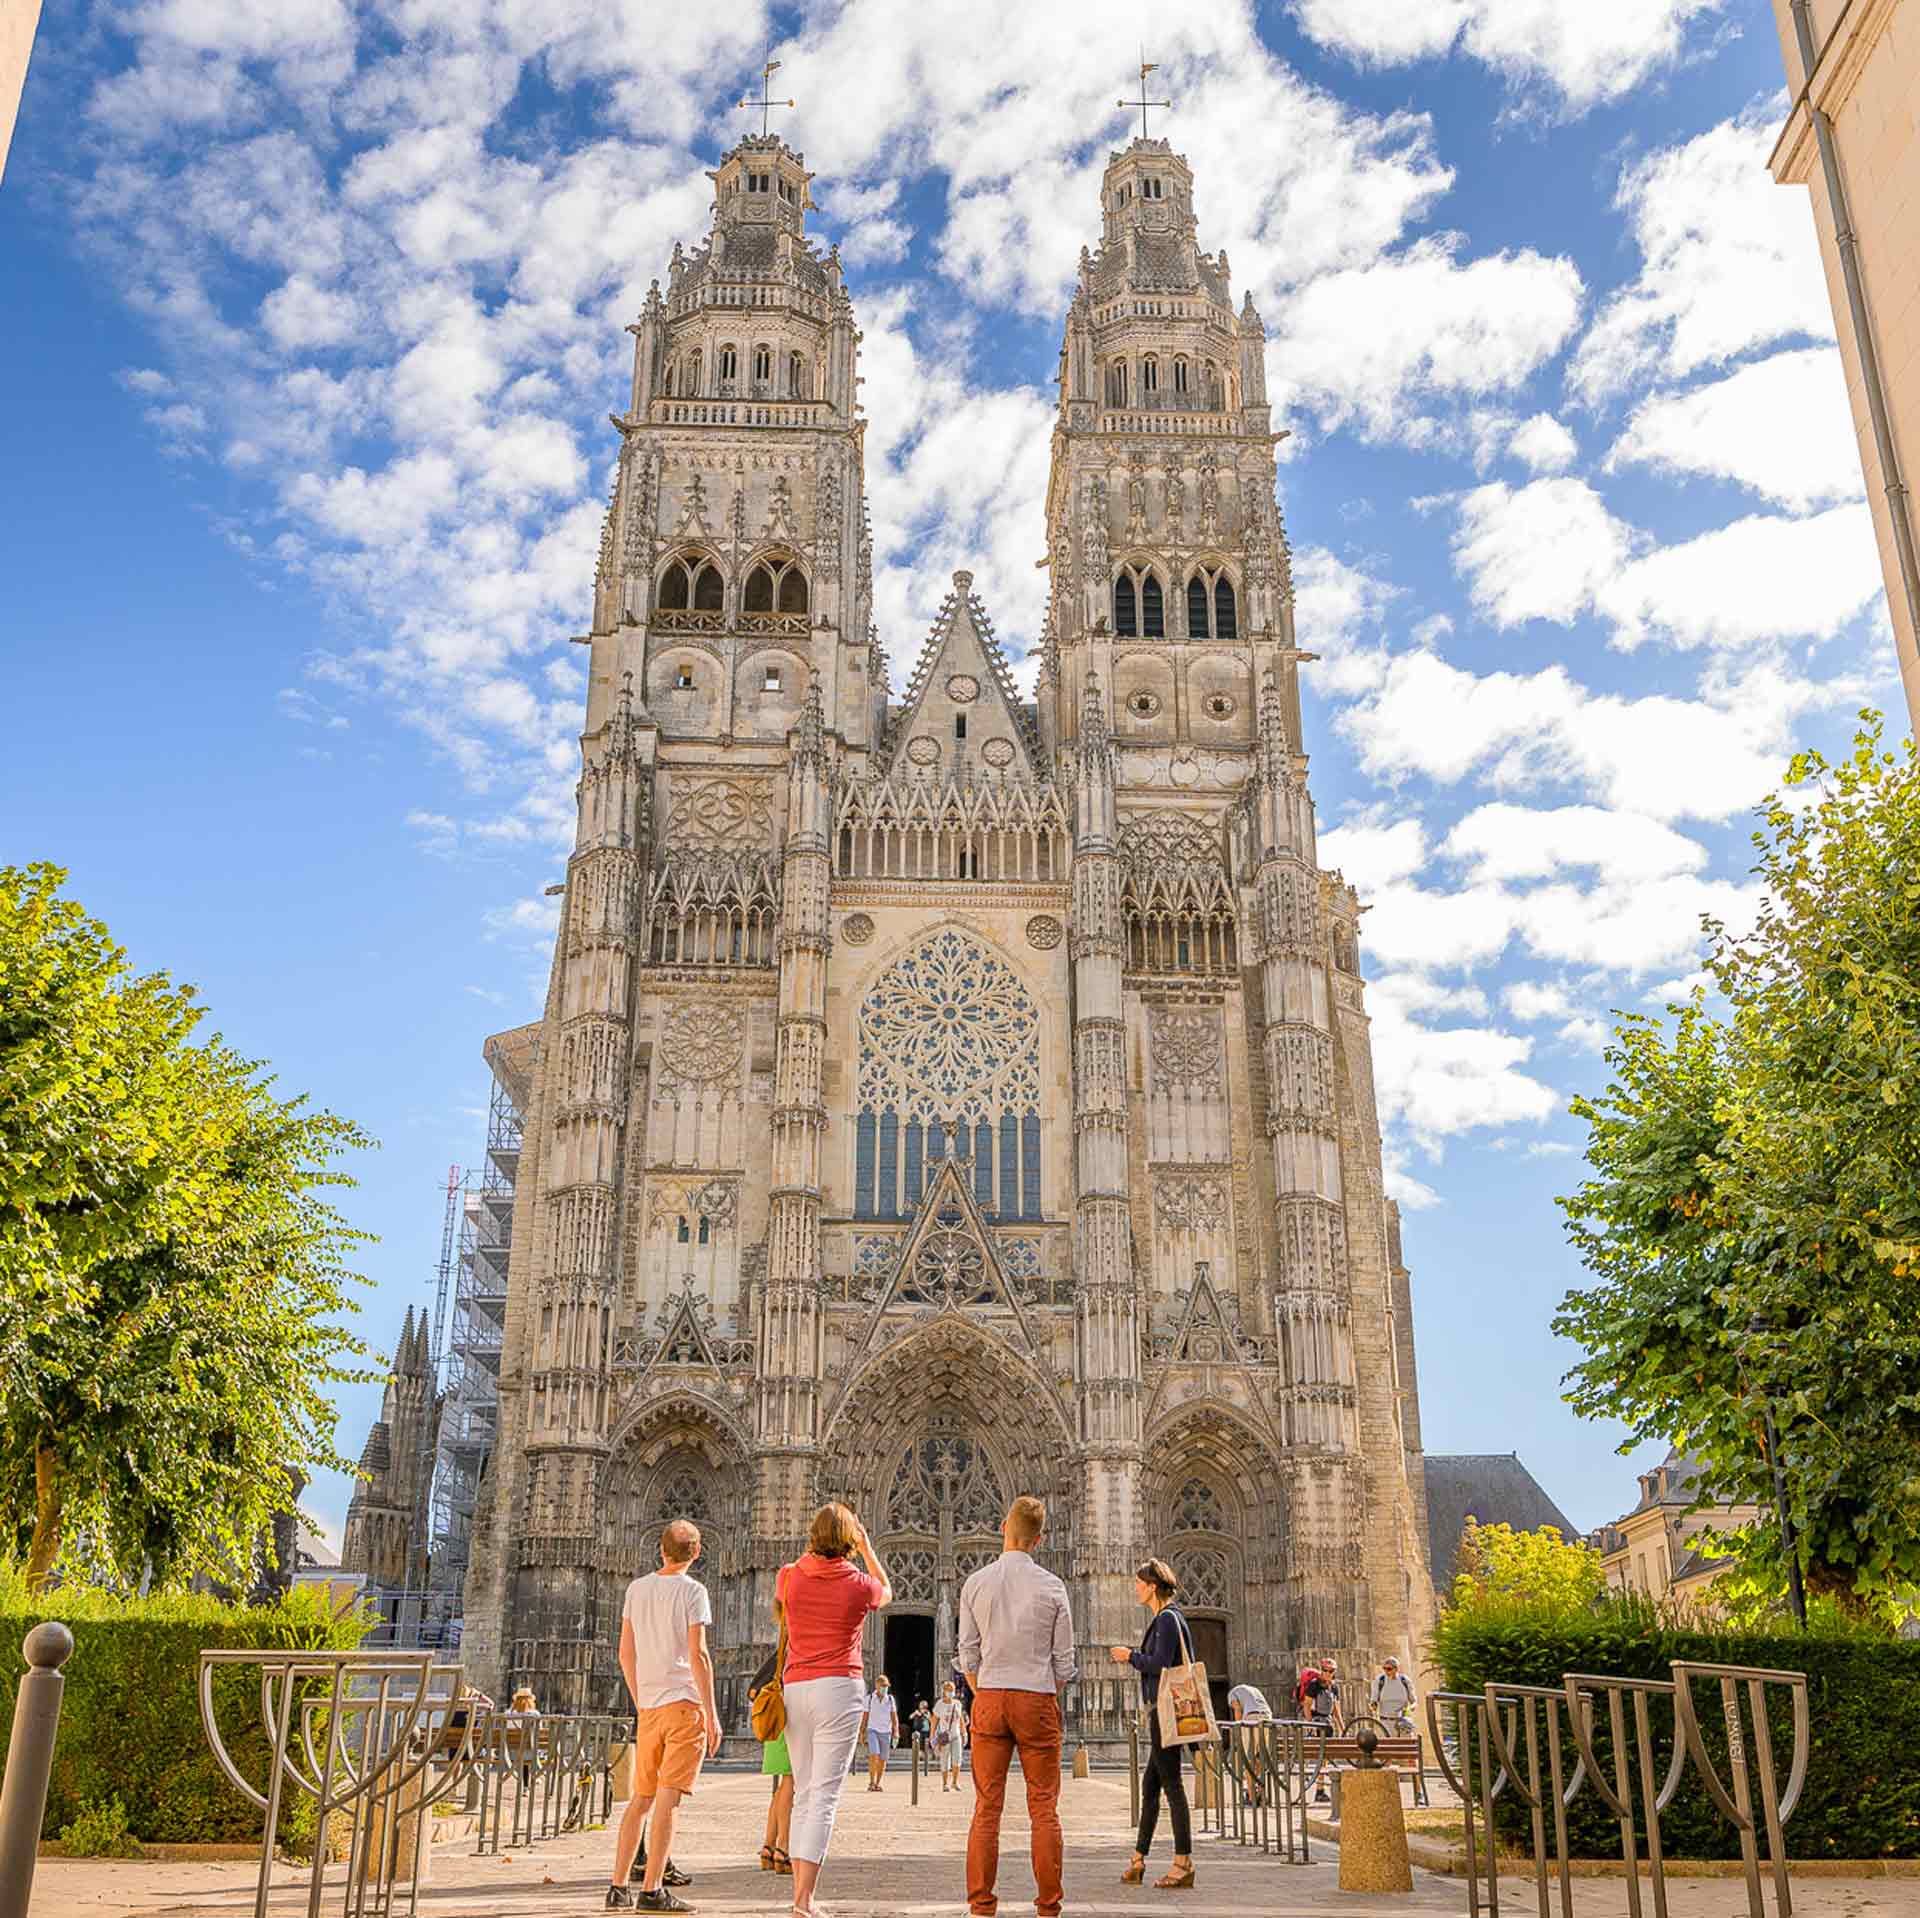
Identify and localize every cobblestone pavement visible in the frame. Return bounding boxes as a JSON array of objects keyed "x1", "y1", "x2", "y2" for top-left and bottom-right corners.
[{"x1": 34, "y1": 1766, "x2": 1920, "y2": 1918}]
